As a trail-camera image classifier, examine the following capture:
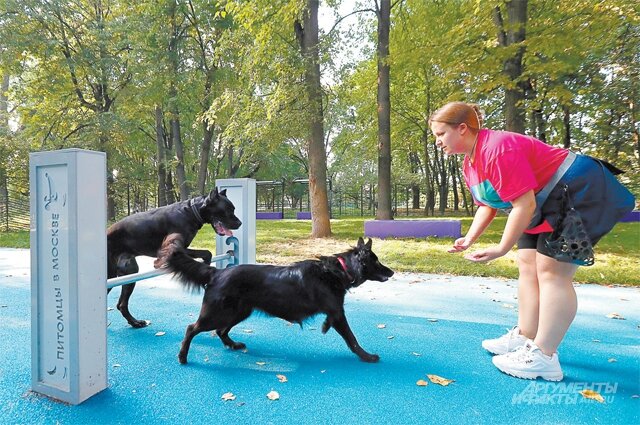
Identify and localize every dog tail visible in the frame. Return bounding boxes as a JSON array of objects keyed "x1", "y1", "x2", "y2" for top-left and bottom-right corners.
[{"x1": 156, "y1": 233, "x2": 216, "y2": 292}]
